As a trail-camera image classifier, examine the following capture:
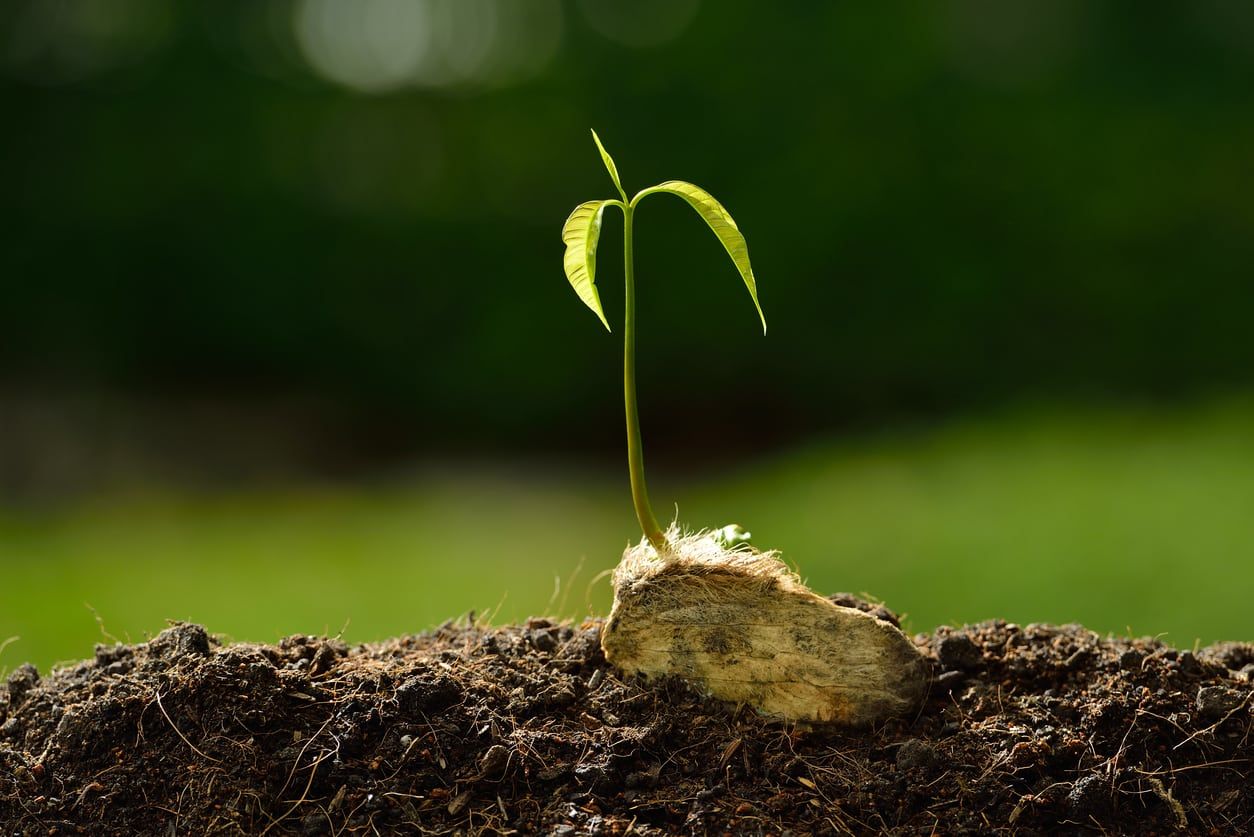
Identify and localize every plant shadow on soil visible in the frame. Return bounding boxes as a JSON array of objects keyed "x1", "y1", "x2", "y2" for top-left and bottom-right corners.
[{"x1": 1, "y1": 599, "x2": 1251, "y2": 835}]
